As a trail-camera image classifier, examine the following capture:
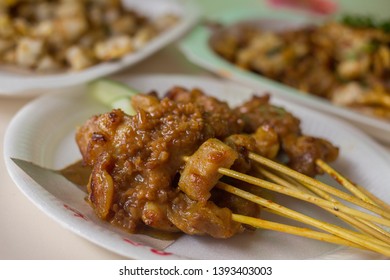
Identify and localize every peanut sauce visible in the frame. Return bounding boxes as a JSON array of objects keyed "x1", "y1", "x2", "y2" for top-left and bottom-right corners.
[{"x1": 60, "y1": 160, "x2": 181, "y2": 240}]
